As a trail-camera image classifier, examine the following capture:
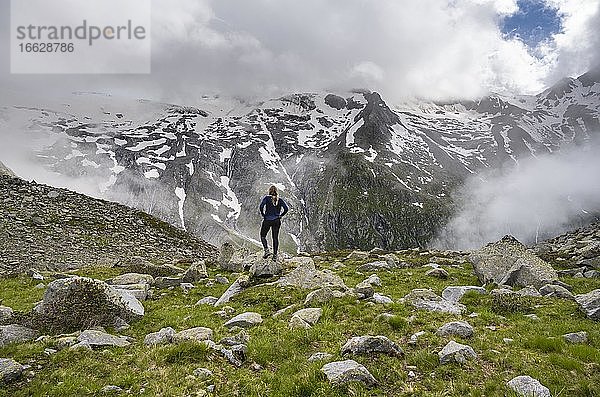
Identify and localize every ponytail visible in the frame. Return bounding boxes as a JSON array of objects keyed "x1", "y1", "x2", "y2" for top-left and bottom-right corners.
[{"x1": 268, "y1": 185, "x2": 279, "y2": 206}]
